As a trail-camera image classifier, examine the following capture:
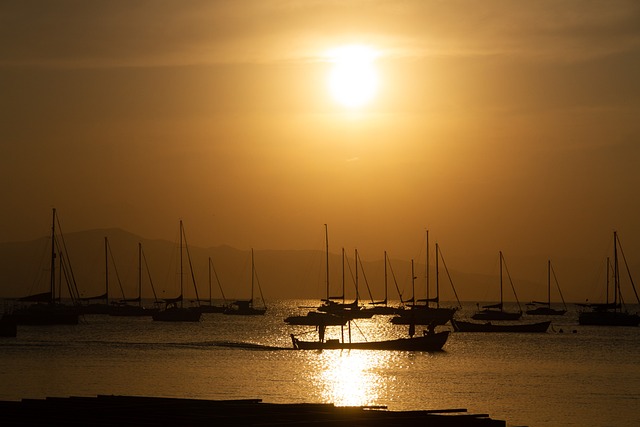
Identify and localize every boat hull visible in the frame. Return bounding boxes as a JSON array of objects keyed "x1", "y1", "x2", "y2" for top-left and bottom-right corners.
[
  {"x1": 578, "y1": 311, "x2": 640, "y2": 326},
  {"x1": 526, "y1": 307, "x2": 566, "y2": 316},
  {"x1": 152, "y1": 307, "x2": 201, "y2": 322},
  {"x1": 471, "y1": 310, "x2": 522, "y2": 321},
  {"x1": 451, "y1": 319, "x2": 551, "y2": 333},
  {"x1": 390, "y1": 307, "x2": 456, "y2": 326},
  {"x1": 284, "y1": 312, "x2": 347, "y2": 326},
  {"x1": 291, "y1": 331, "x2": 449, "y2": 351}
]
